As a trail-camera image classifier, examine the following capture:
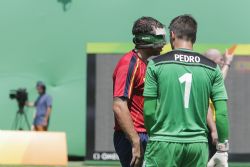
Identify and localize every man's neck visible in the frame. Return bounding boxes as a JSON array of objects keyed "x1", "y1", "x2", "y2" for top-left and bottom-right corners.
[
  {"x1": 136, "y1": 49, "x2": 150, "y2": 62},
  {"x1": 173, "y1": 40, "x2": 193, "y2": 50},
  {"x1": 39, "y1": 92, "x2": 45, "y2": 96}
]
